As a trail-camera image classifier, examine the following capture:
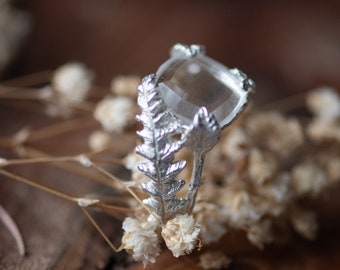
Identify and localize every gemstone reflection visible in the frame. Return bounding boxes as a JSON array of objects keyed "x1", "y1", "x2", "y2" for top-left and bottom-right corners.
[{"x1": 155, "y1": 53, "x2": 252, "y2": 128}]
